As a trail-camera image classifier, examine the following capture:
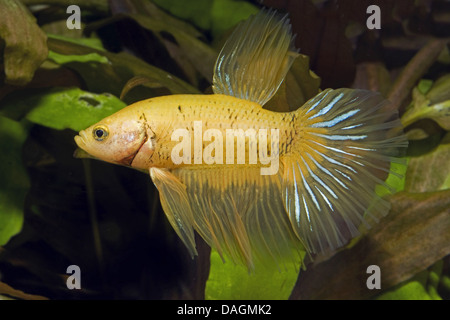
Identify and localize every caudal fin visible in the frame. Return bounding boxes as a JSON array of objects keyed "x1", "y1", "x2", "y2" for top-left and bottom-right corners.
[{"x1": 282, "y1": 88, "x2": 408, "y2": 254}]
